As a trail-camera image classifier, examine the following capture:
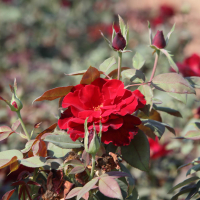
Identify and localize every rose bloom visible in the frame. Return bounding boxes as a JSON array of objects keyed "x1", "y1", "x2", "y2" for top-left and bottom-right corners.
[
  {"x1": 176, "y1": 54, "x2": 200, "y2": 77},
  {"x1": 149, "y1": 137, "x2": 171, "y2": 159},
  {"x1": 151, "y1": 4, "x2": 175, "y2": 27},
  {"x1": 58, "y1": 78, "x2": 146, "y2": 146}
]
